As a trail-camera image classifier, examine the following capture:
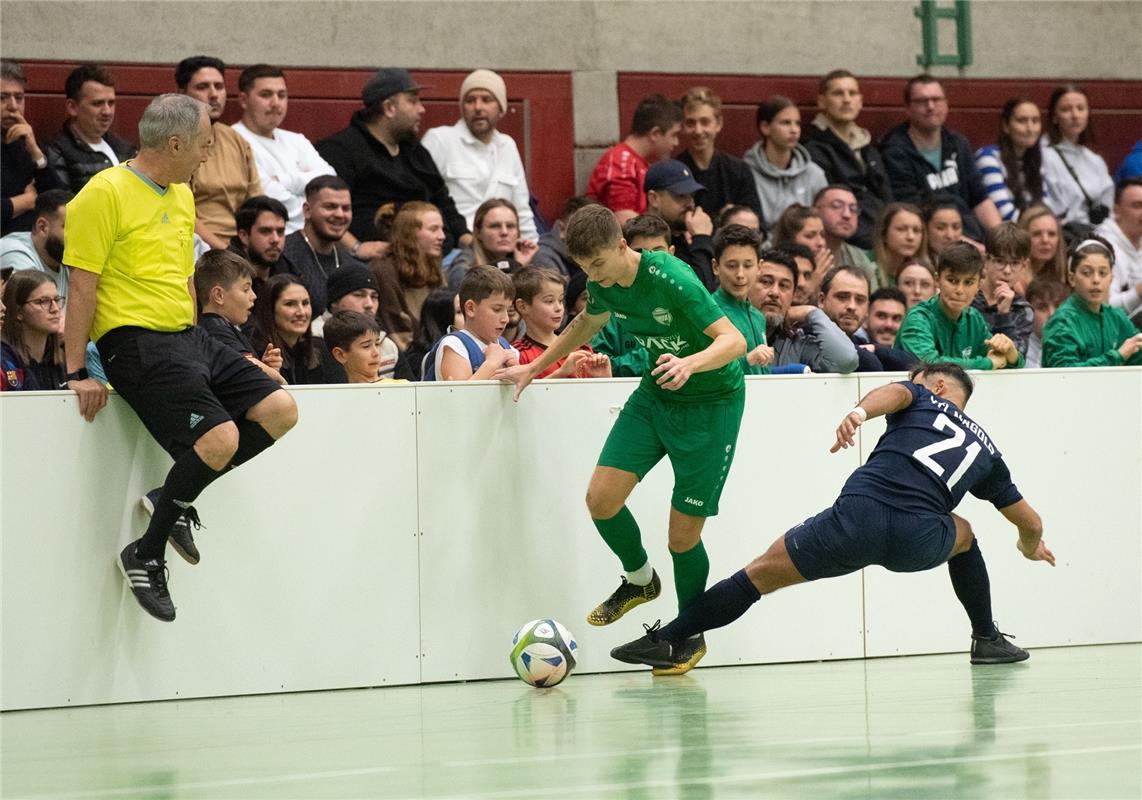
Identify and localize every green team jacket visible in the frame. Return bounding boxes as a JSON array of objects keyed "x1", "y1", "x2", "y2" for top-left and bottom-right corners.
[
  {"x1": 713, "y1": 287, "x2": 770, "y2": 375},
  {"x1": 1041, "y1": 293, "x2": 1142, "y2": 368},
  {"x1": 898, "y1": 295, "x2": 1024, "y2": 370}
]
